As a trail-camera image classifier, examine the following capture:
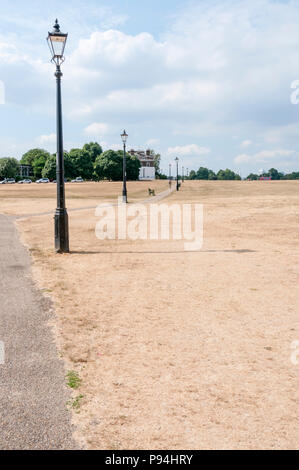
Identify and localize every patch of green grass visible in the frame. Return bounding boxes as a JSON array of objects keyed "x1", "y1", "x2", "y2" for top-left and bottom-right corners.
[
  {"x1": 66, "y1": 370, "x2": 82, "y2": 389},
  {"x1": 67, "y1": 394, "x2": 84, "y2": 412}
]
